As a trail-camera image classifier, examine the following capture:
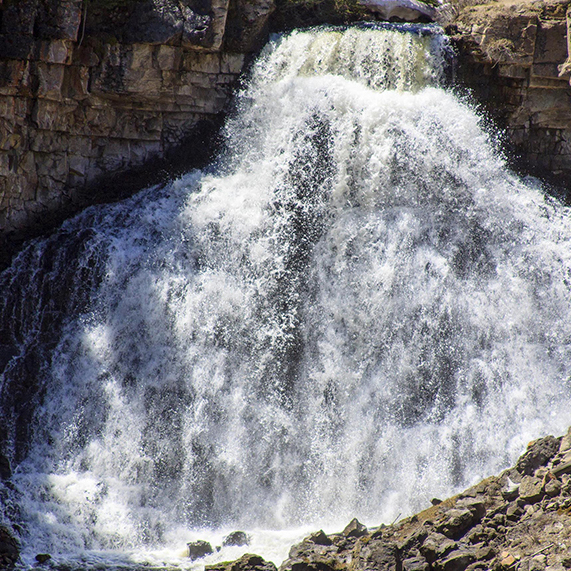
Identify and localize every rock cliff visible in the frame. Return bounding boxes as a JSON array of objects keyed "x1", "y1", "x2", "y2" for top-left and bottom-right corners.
[
  {"x1": 0, "y1": 0, "x2": 274, "y2": 268},
  {"x1": 446, "y1": 0, "x2": 571, "y2": 193}
]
